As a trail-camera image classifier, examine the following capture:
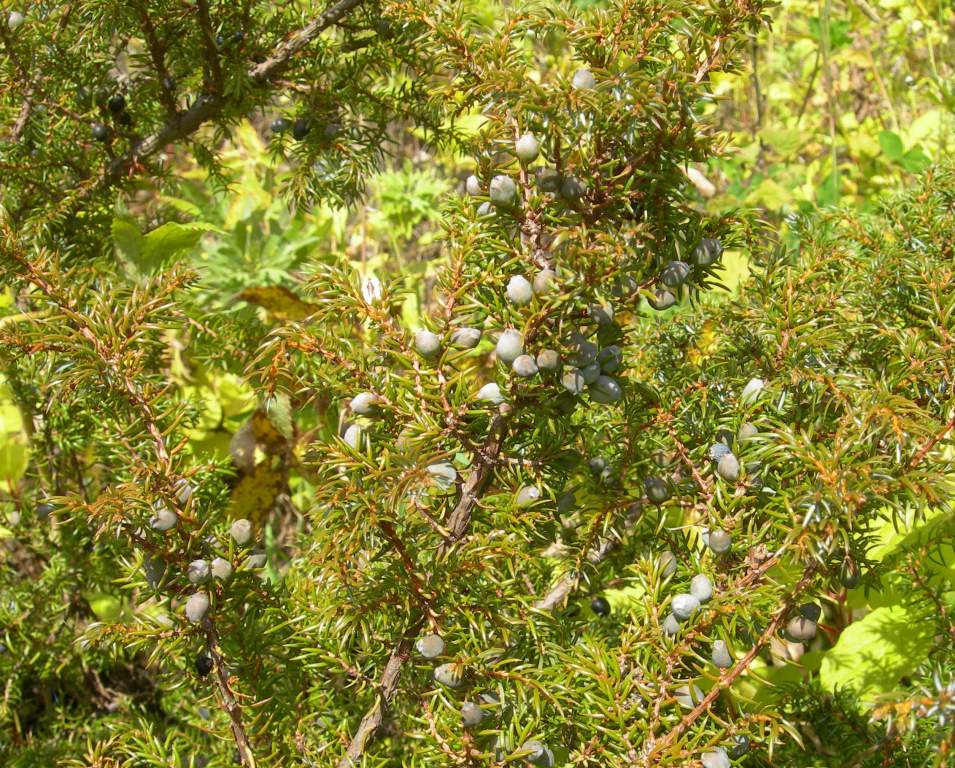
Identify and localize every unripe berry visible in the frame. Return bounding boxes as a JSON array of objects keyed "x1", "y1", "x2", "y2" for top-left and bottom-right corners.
[
  {"x1": 211, "y1": 557, "x2": 233, "y2": 581},
  {"x1": 451, "y1": 327, "x2": 482, "y2": 349},
  {"x1": 690, "y1": 574, "x2": 713, "y2": 602},
  {"x1": 561, "y1": 368, "x2": 586, "y2": 395},
  {"x1": 557, "y1": 490, "x2": 576, "y2": 515},
  {"x1": 840, "y1": 557, "x2": 861, "y2": 589},
  {"x1": 433, "y1": 663, "x2": 463, "y2": 687},
  {"x1": 661, "y1": 260, "x2": 690, "y2": 288},
  {"x1": 711, "y1": 640, "x2": 733, "y2": 669},
  {"x1": 426, "y1": 463, "x2": 457, "y2": 491},
  {"x1": 416, "y1": 633, "x2": 445, "y2": 658},
  {"x1": 663, "y1": 613, "x2": 680, "y2": 635},
  {"x1": 230, "y1": 519, "x2": 252, "y2": 546},
  {"x1": 738, "y1": 422, "x2": 759, "y2": 441},
  {"x1": 560, "y1": 175, "x2": 586, "y2": 201},
  {"x1": 716, "y1": 452, "x2": 740, "y2": 482},
  {"x1": 187, "y1": 559, "x2": 211, "y2": 584},
  {"x1": 709, "y1": 442, "x2": 732, "y2": 461},
  {"x1": 589, "y1": 304, "x2": 614, "y2": 326},
  {"x1": 247, "y1": 550, "x2": 267, "y2": 569},
  {"x1": 477, "y1": 382, "x2": 504, "y2": 404},
  {"x1": 701, "y1": 747, "x2": 731, "y2": 768},
  {"x1": 708, "y1": 529, "x2": 732, "y2": 554},
  {"x1": 659, "y1": 550, "x2": 678, "y2": 577},
  {"x1": 291, "y1": 118, "x2": 311, "y2": 140},
  {"x1": 495, "y1": 330, "x2": 524, "y2": 364},
  {"x1": 512, "y1": 355, "x2": 539, "y2": 378},
  {"x1": 521, "y1": 740, "x2": 555, "y2": 767},
  {"x1": 740, "y1": 377, "x2": 765, "y2": 405},
  {"x1": 692, "y1": 238, "x2": 724, "y2": 267},
  {"x1": 460, "y1": 701, "x2": 483, "y2": 728},
  {"x1": 675, "y1": 683, "x2": 704, "y2": 709},
  {"x1": 36, "y1": 502, "x2": 54, "y2": 518},
  {"x1": 414, "y1": 330, "x2": 441, "y2": 358},
  {"x1": 648, "y1": 288, "x2": 676, "y2": 310},
  {"x1": 507, "y1": 275, "x2": 534, "y2": 306},
  {"x1": 91, "y1": 122, "x2": 109, "y2": 142},
  {"x1": 150, "y1": 502, "x2": 178, "y2": 532},
  {"x1": 590, "y1": 375, "x2": 622, "y2": 403},
  {"x1": 566, "y1": 335, "x2": 598, "y2": 367},
  {"x1": 343, "y1": 423, "x2": 362, "y2": 450},
  {"x1": 671, "y1": 593, "x2": 700, "y2": 621},
  {"x1": 532, "y1": 268, "x2": 557, "y2": 296},
  {"x1": 572, "y1": 68, "x2": 596, "y2": 90},
  {"x1": 185, "y1": 592, "x2": 210, "y2": 623},
  {"x1": 350, "y1": 392, "x2": 381, "y2": 415},
  {"x1": 536, "y1": 349, "x2": 560, "y2": 371},
  {"x1": 195, "y1": 653, "x2": 213, "y2": 679},
  {"x1": 515, "y1": 485, "x2": 541, "y2": 508},
  {"x1": 644, "y1": 476, "x2": 670, "y2": 505},
  {"x1": 580, "y1": 362, "x2": 601, "y2": 385},
  {"x1": 536, "y1": 167, "x2": 561, "y2": 193},
  {"x1": 515, "y1": 132, "x2": 540, "y2": 163},
  {"x1": 143, "y1": 556, "x2": 165, "y2": 588},
  {"x1": 590, "y1": 595, "x2": 610, "y2": 616},
  {"x1": 476, "y1": 201, "x2": 494, "y2": 217},
  {"x1": 785, "y1": 616, "x2": 817, "y2": 642},
  {"x1": 728, "y1": 734, "x2": 750, "y2": 758},
  {"x1": 7, "y1": 11, "x2": 25, "y2": 29},
  {"x1": 465, "y1": 174, "x2": 482, "y2": 196},
  {"x1": 489, "y1": 175, "x2": 517, "y2": 207},
  {"x1": 597, "y1": 345, "x2": 622, "y2": 373}
]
